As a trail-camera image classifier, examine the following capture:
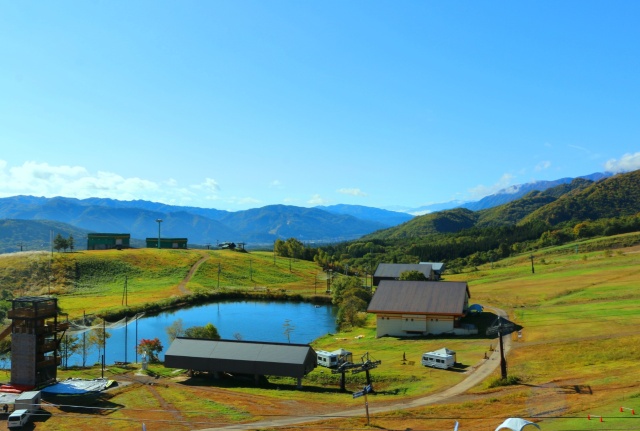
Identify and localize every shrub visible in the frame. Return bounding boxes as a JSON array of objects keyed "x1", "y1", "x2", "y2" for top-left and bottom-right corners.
[{"x1": 488, "y1": 375, "x2": 521, "y2": 388}]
